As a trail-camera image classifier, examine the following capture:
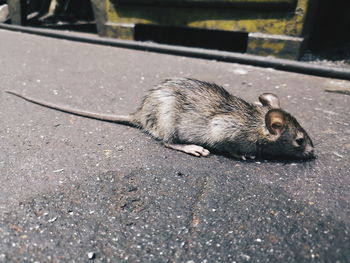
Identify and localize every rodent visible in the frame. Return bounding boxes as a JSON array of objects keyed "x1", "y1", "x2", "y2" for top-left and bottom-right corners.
[{"x1": 6, "y1": 78, "x2": 315, "y2": 160}]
